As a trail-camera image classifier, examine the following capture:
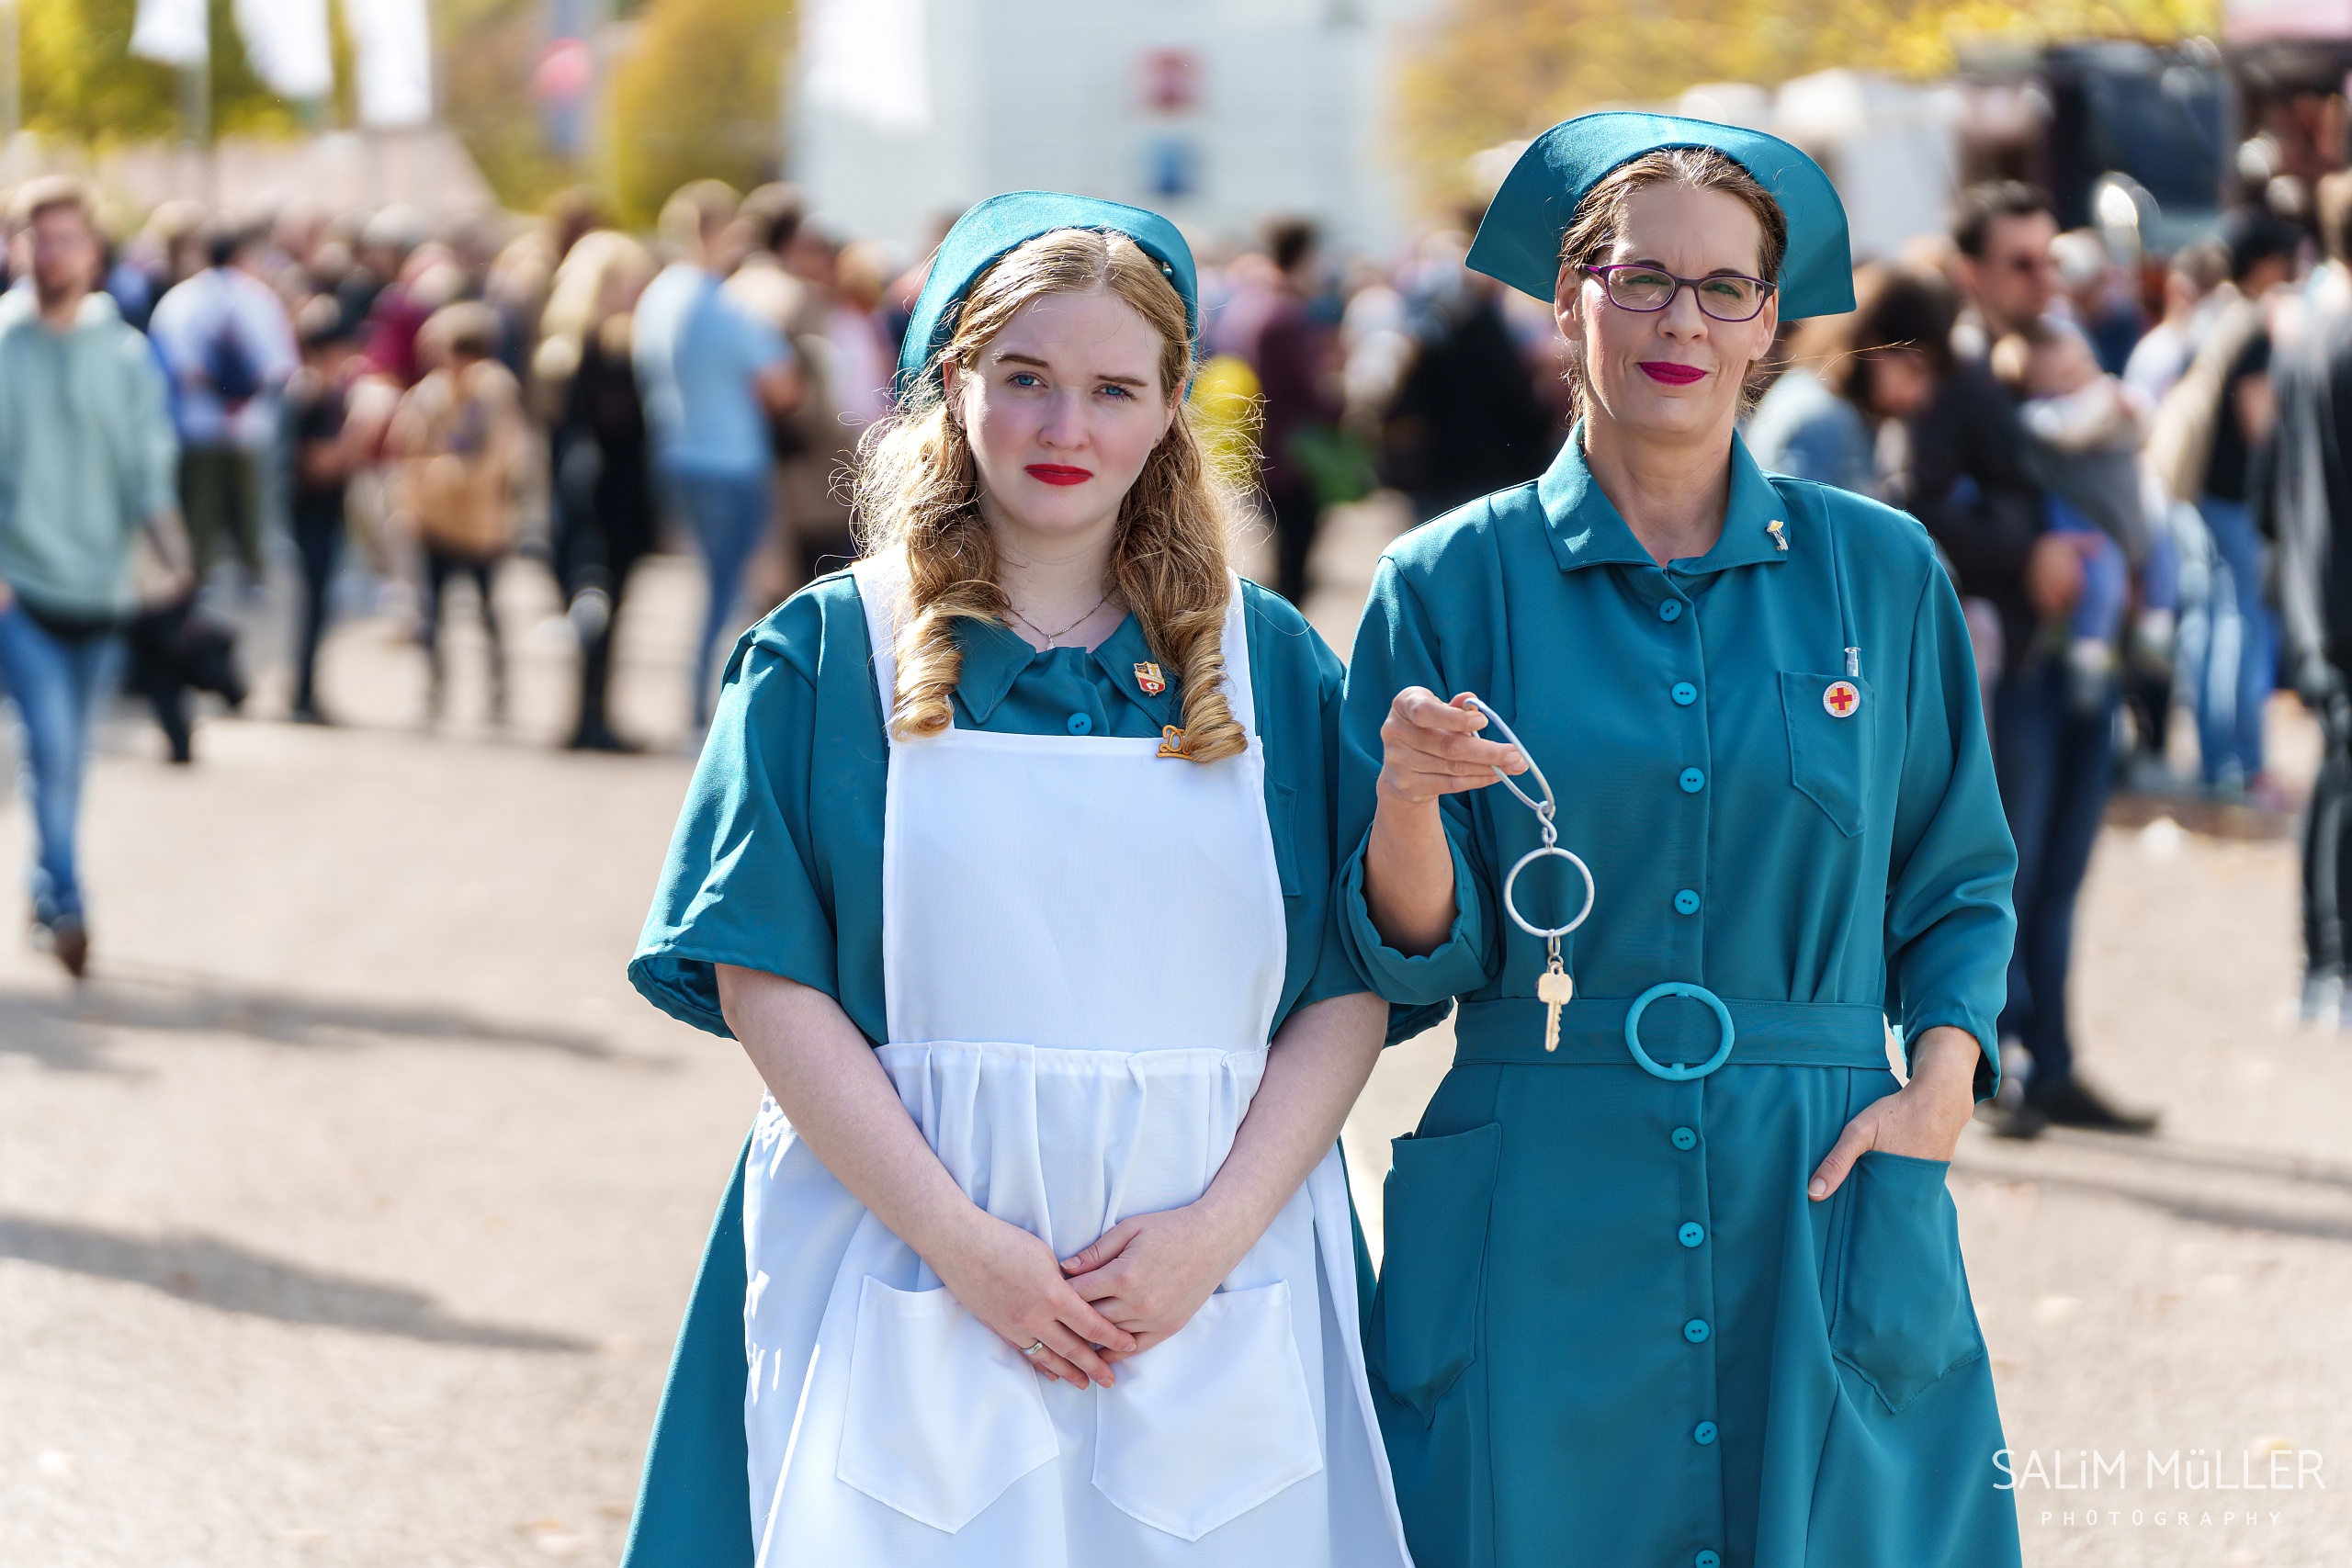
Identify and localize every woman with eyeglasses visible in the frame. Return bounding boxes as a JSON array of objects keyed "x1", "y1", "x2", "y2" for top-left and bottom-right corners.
[{"x1": 1335, "y1": 116, "x2": 2023, "y2": 1568}]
